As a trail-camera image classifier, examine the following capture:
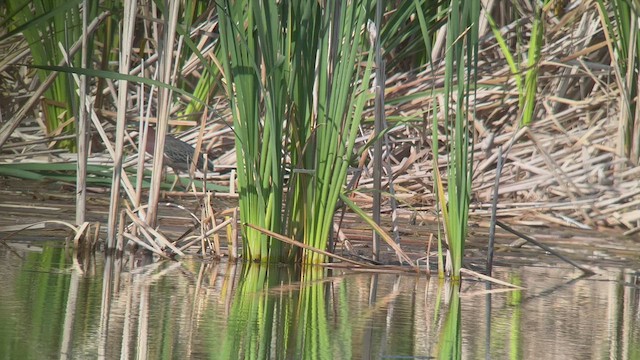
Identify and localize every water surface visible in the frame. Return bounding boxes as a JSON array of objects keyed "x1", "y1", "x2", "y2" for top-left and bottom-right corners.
[{"x1": 0, "y1": 243, "x2": 638, "y2": 359}]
